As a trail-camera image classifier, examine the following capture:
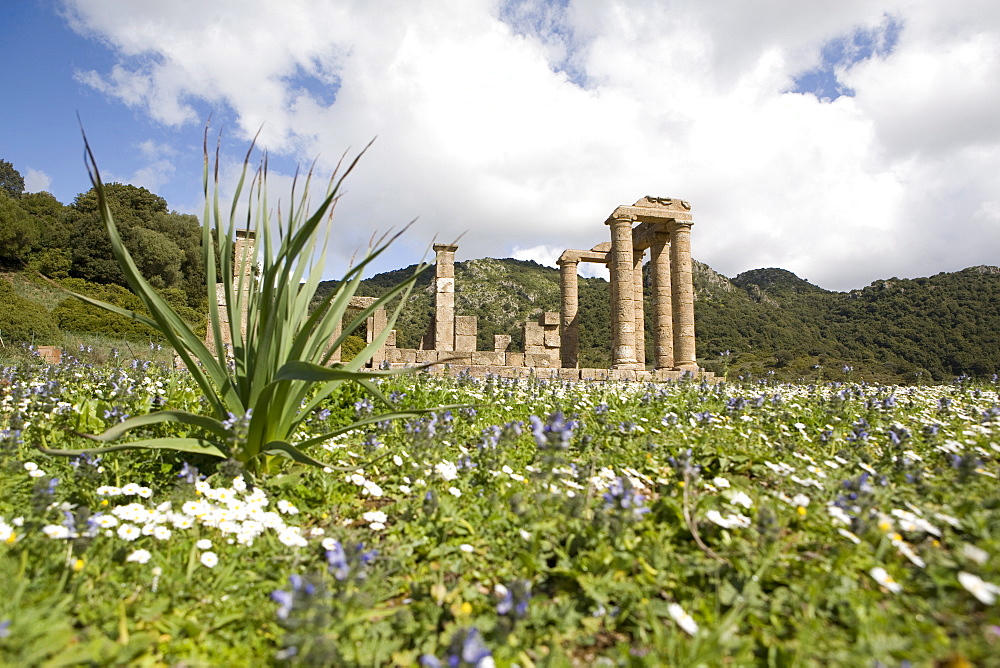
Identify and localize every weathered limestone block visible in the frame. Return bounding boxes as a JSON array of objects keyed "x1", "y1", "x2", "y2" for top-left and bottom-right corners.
[
  {"x1": 525, "y1": 352, "x2": 556, "y2": 367},
  {"x1": 444, "y1": 354, "x2": 474, "y2": 366},
  {"x1": 454, "y1": 315, "x2": 477, "y2": 352},
  {"x1": 415, "y1": 350, "x2": 440, "y2": 364},
  {"x1": 506, "y1": 353, "x2": 525, "y2": 367},
  {"x1": 523, "y1": 321, "x2": 544, "y2": 347},
  {"x1": 454, "y1": 315, "x2": 477, "y2": 336},
  {"x1": 37, "y1": 346, "x2": 61, "y2": 364},
  {"x1": 387, "y1": 348, "x2": 417, "y2": 364},
  {"x1": 386, "y1": 330, "x2": 397, "y2": 348},
  {"x1": 494, "y1": 334, "x2": 511, "y2": 352},
  {"x1": 558, "y1": 368, "x2": 582, "y2": 381},
  {"x1": 543, "y1": 329, "x2": 561, "y2": 348},
  {"x1": 542, "y1": 311, "x2": 560, "y2": 327},
  {"x1": 472, "y1": 351, "x2": 505, "y2": 366}
]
